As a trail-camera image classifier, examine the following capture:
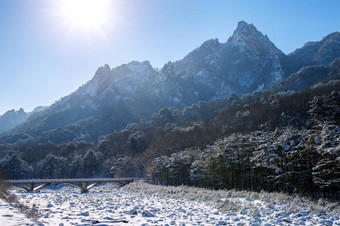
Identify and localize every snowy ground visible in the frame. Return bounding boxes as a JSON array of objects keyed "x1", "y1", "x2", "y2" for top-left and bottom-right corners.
[
  {"x1": 0, "y1": 199, "x2": 37, "y2": 225},
  {"x1": 0, "y1": 181, "x2": 339, "y2": 225}
]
